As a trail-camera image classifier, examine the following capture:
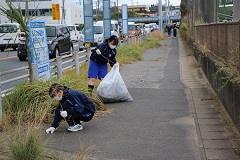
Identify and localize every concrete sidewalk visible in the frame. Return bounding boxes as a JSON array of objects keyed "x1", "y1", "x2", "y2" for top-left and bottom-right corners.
[
  {"x1": 178, "y1": 36, "x2": 239, "y2": 160},
  {"x1": 45, "y1": 35, "x2": 239, "y2": 160}
]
